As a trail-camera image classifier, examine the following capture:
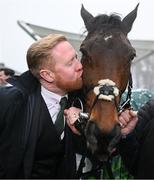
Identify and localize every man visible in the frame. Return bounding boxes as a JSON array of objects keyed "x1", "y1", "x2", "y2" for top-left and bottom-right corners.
[
  {"x1": 0, "y1": 34, "x2": 84, "y2": 179},
  {"x1": 0, "y1": 67, "x2": 15, "y2": 86},
  {"x1": 0, "y1": 33, "x2": 137, "y2": 179}
]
